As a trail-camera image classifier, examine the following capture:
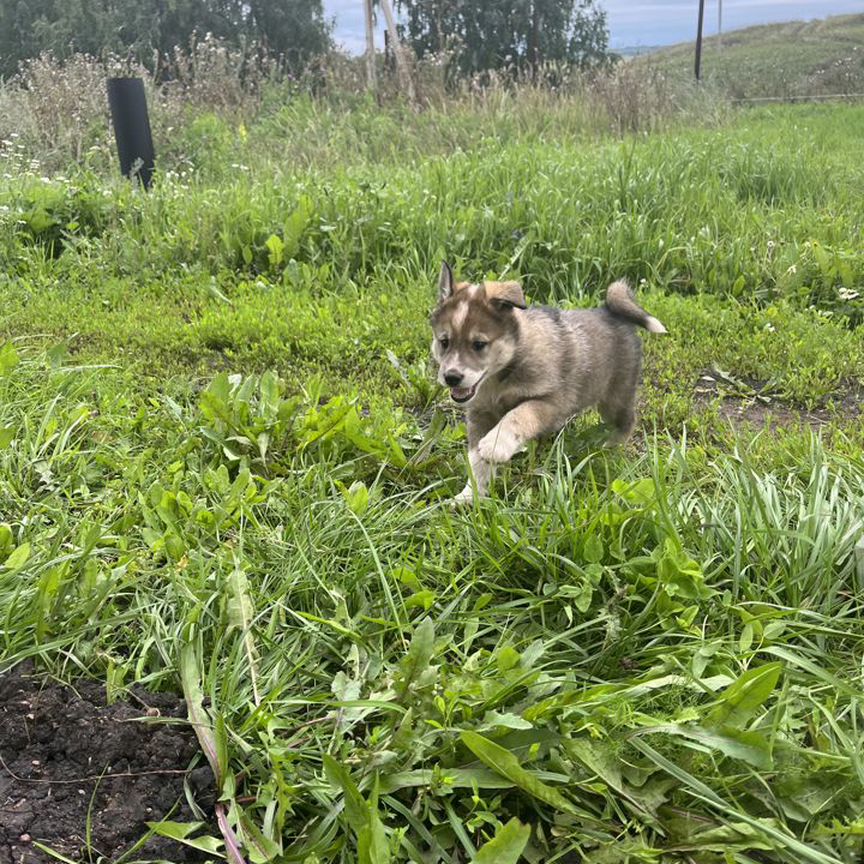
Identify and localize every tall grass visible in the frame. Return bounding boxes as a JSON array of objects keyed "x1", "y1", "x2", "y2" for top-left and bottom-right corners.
[{"x1": 0, "y1": 41, "x2": 724, "y2": 174}]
